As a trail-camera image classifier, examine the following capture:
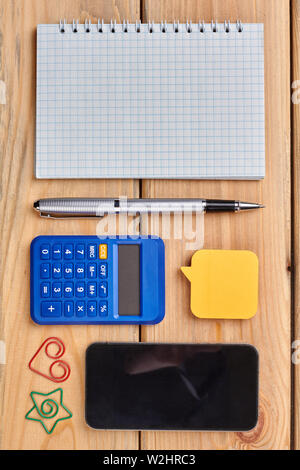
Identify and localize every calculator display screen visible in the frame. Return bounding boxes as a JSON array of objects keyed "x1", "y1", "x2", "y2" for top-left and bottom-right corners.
[{"x1": 118, "y1": 245, "x2": 140, "y2": 316}]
